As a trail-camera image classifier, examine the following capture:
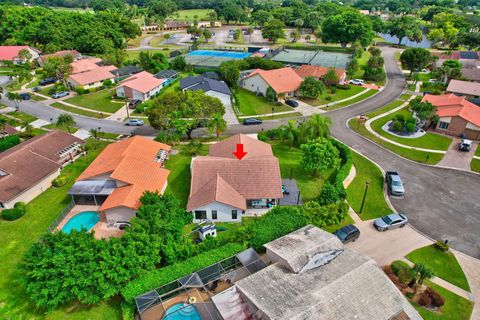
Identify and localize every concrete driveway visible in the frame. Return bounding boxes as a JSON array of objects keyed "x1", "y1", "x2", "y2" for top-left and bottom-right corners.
[{"x1": 437, "y1": 138, "x2": 478, "y2": 171}]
